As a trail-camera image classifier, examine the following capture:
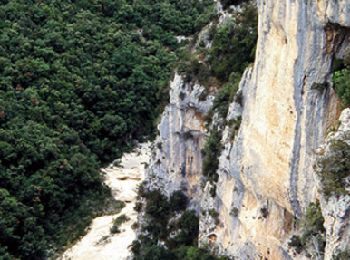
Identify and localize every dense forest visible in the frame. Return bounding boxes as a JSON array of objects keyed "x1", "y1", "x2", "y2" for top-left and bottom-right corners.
[{"x1": 0, "y1": 0, "x2": 215, "y2": 258}]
